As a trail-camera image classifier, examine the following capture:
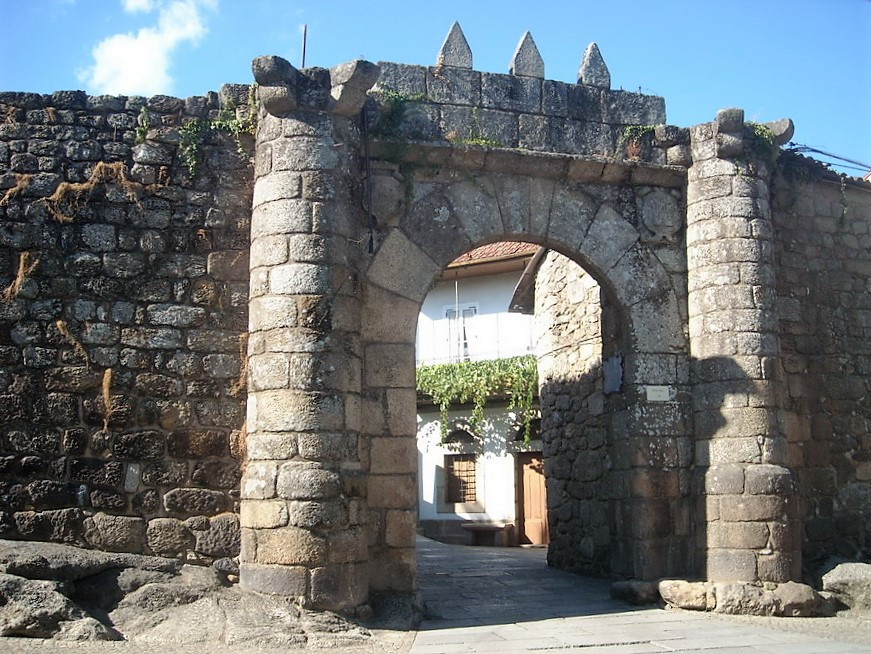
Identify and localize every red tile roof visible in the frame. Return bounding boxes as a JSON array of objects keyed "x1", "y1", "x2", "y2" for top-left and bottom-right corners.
[{"x1": 448, "y1": 241, "x2": 538, "y2": 267}]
